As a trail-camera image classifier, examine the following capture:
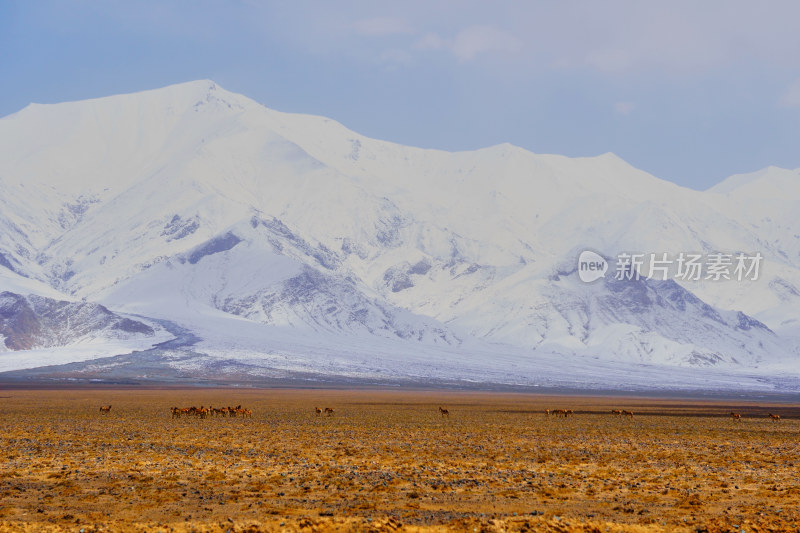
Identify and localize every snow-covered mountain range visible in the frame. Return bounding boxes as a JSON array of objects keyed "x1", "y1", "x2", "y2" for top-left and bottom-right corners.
[{"x1": 0, "y1": 80, "x2": 798, "y2": 391}]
